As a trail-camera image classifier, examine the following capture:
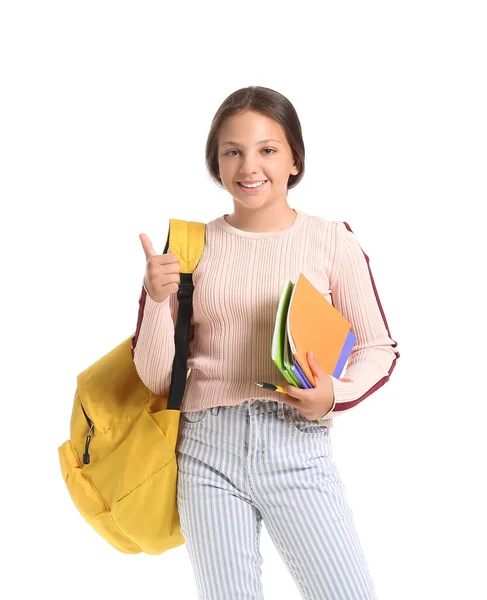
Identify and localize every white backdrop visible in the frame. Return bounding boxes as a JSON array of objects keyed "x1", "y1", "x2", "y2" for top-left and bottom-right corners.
[{"x1": 1, "y1": 1, "x2": 485, "y2": 598}]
